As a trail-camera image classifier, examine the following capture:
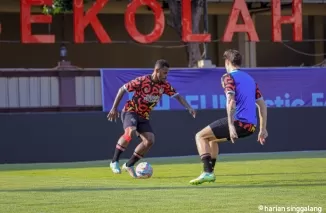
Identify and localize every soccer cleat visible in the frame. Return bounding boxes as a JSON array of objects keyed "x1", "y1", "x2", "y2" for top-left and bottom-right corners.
[
  {"x1": 189, "y1": 172, "x2": 216, "y2": 185},
  {"x1": 122, "y1": 163, "x2": 138, "y2": 178},
  {"x1": 110, "y1": 161, "x2": 121, "y2": 174}
]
